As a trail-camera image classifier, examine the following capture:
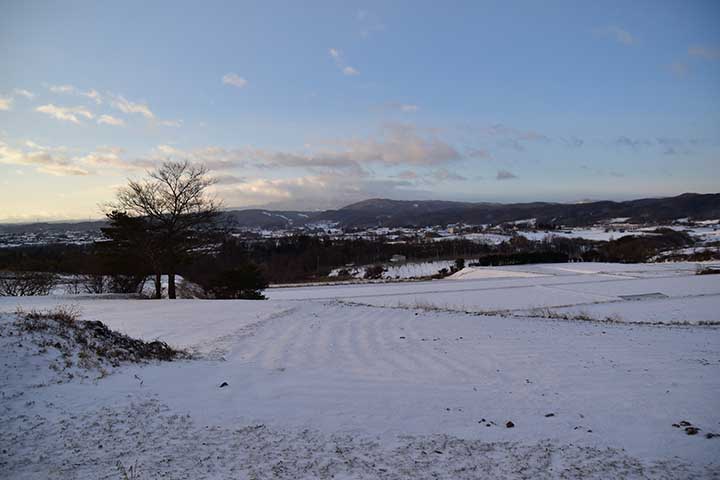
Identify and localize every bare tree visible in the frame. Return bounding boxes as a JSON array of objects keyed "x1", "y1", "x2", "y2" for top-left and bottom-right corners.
[
  {"x1": 0, "y1": 271, "x2": 58, "y2": 296},
  {"x1": 108, "y1": 160, "x2": 220, "y2": 299}
]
